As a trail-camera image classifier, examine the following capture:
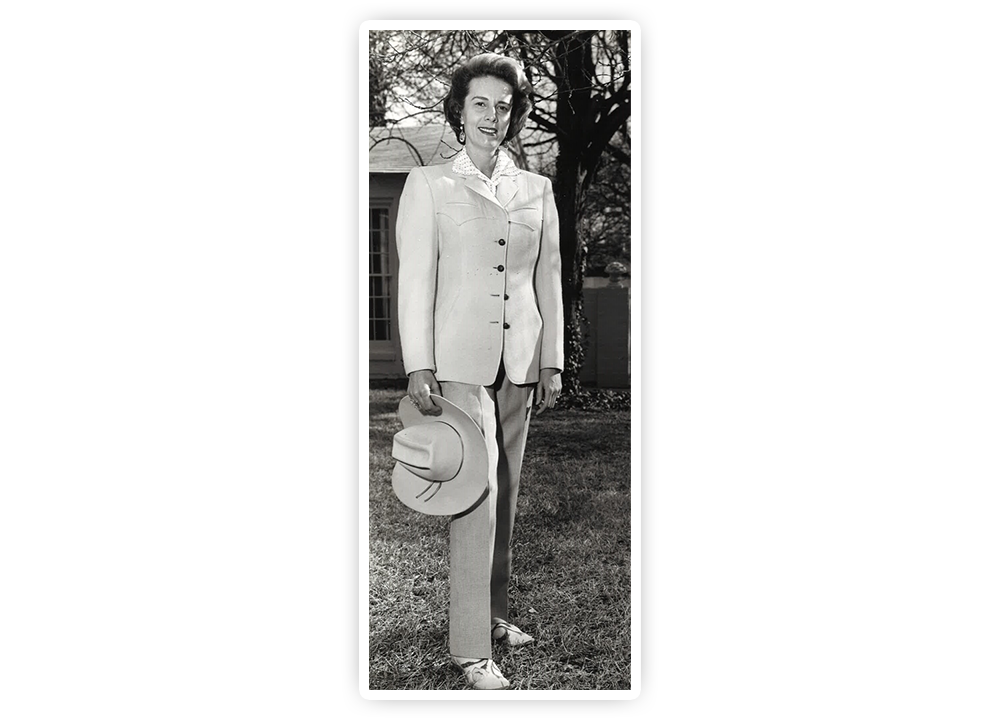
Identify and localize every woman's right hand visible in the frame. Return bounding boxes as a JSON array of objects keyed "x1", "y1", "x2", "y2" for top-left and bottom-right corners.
[{"x1": 407, "y1": 369, "x2": 442, "y2": 416}]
